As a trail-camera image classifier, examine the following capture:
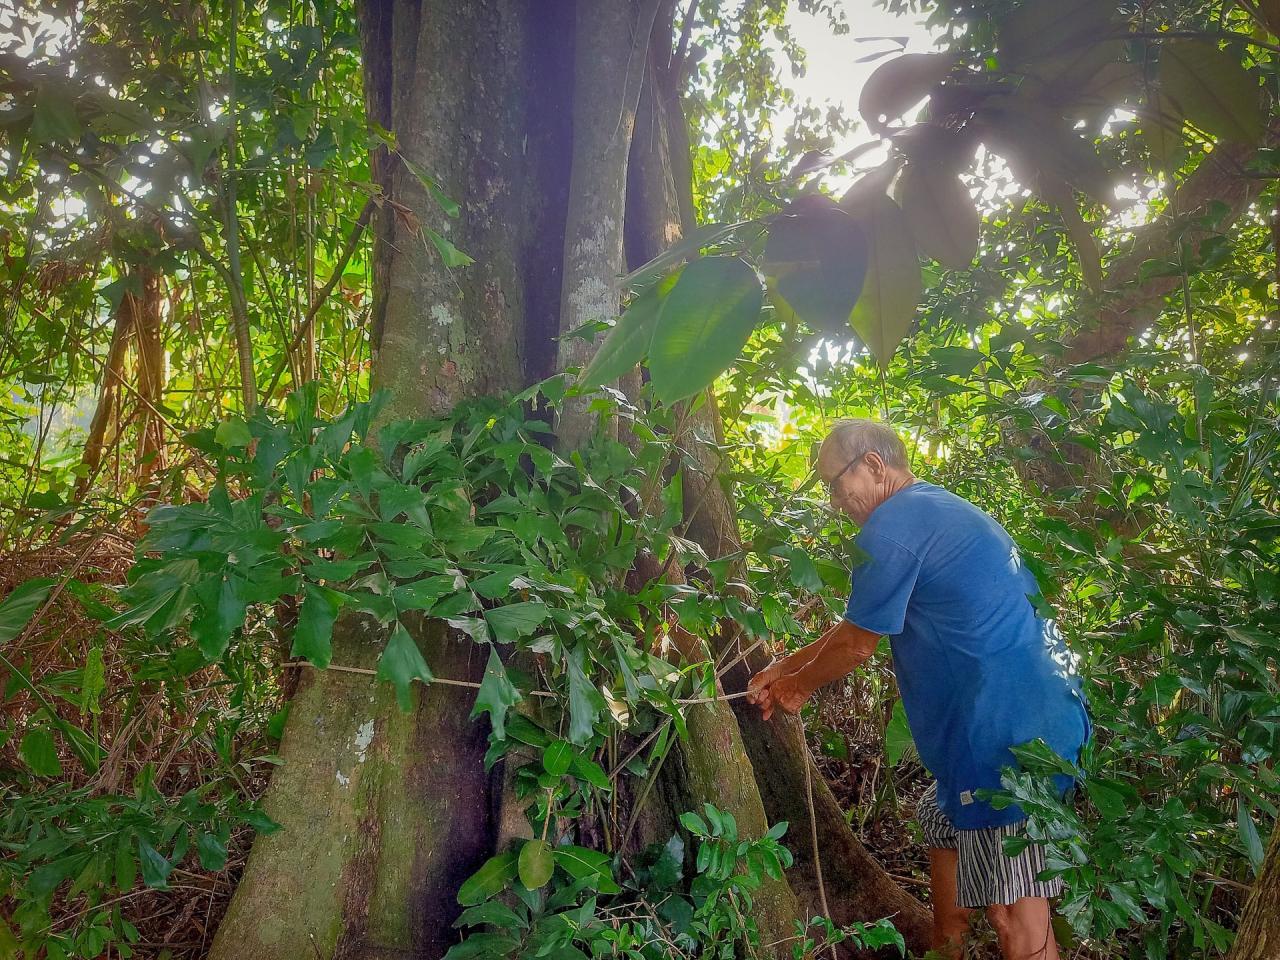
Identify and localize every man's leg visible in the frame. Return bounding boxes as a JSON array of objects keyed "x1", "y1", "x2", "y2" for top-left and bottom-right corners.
[
  {"x1": 986, "y1": 897, "x2": 1060, "y2": 960},
  {"x1": 928, "y1": 846, "x2": 973, "y2": 957}
]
